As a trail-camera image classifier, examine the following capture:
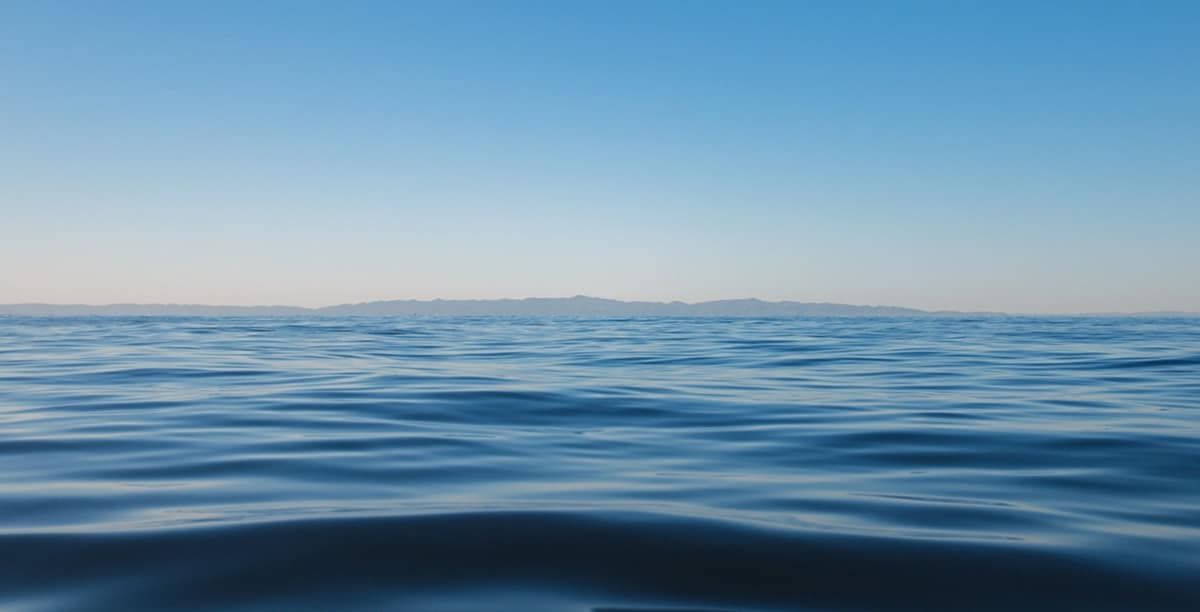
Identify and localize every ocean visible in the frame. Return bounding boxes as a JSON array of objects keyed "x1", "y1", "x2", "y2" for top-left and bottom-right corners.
[{"x1": 1, "y1": 316, "x2": 1197, "y2": 611}]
